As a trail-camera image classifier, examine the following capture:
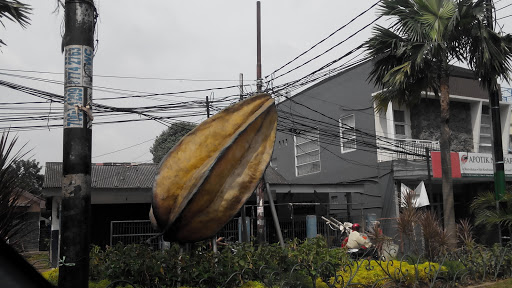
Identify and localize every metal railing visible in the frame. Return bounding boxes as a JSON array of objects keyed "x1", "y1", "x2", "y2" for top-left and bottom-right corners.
[
  {"x1": 378, "y1": 138, "x2": 439, "y2": 161},
  {"x1": 110, "y1": 220, "x2": 161, "y2": 249},
  {"x1": 110, "y1": 216, "x2": 353, "y2": 250},
  {"x1": 216, "y1": 218, "x2": 240, "y2": 242}
]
